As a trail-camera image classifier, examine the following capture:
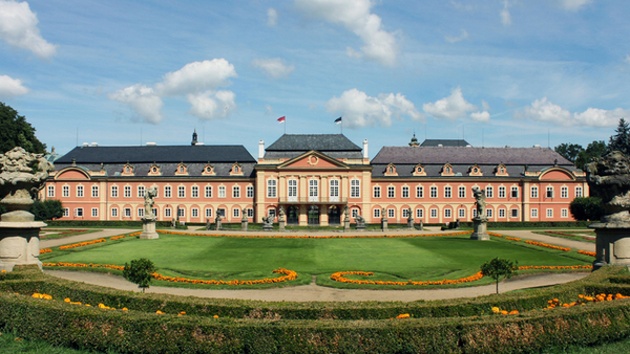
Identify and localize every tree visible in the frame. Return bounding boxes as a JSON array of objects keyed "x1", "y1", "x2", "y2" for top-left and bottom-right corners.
[
  {"x1": 123, "y1": 258, "x2": 156, "y2": 293},
  {"x1": 30, "y1": 199, "x2": 64, "y2": 221},
  {"x1": 555, "y1": 143, "x2": 584, "y2": 163},
  {"x1": 607, "y1": 118, "x2": 630, "y2": 155},
  {"x1": 575, "y1": 140, "x2": 607, "y2": 171},
  {"x1": 481, "y1": 258, "x2": 518, "y2": 294},
  {"x1": 569, "y1": 197, "x2": 604, "y2": 221},
  {"x1": 0, "y1": 102, "x2": 46, "y2": 154}
]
